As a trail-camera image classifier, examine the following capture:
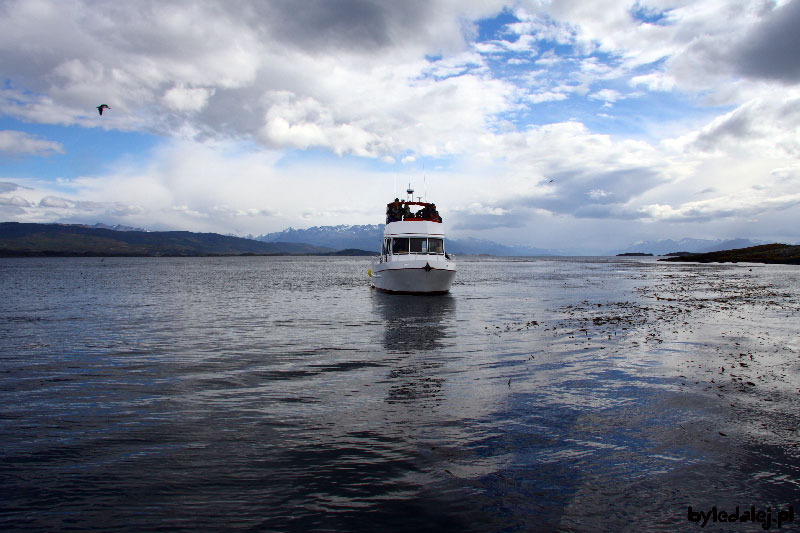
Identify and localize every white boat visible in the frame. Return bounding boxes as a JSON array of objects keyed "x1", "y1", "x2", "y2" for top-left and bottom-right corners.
[{"x1": 370, "y1": 187, "x2": 456, "y2": 294}]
